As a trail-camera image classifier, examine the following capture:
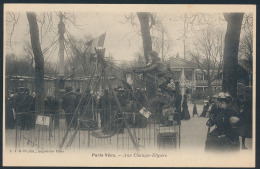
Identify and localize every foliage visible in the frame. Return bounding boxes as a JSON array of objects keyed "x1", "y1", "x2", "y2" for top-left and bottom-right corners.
[
  {"x1": 238, "y1": 29, "x2": 253, "y2": 73},
  {"x1": 5, "y1": 53, "x2": 34, "y2": 77},
  {"x1": 5, "y1": 53, "x2": 57, "y2": 77}
]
